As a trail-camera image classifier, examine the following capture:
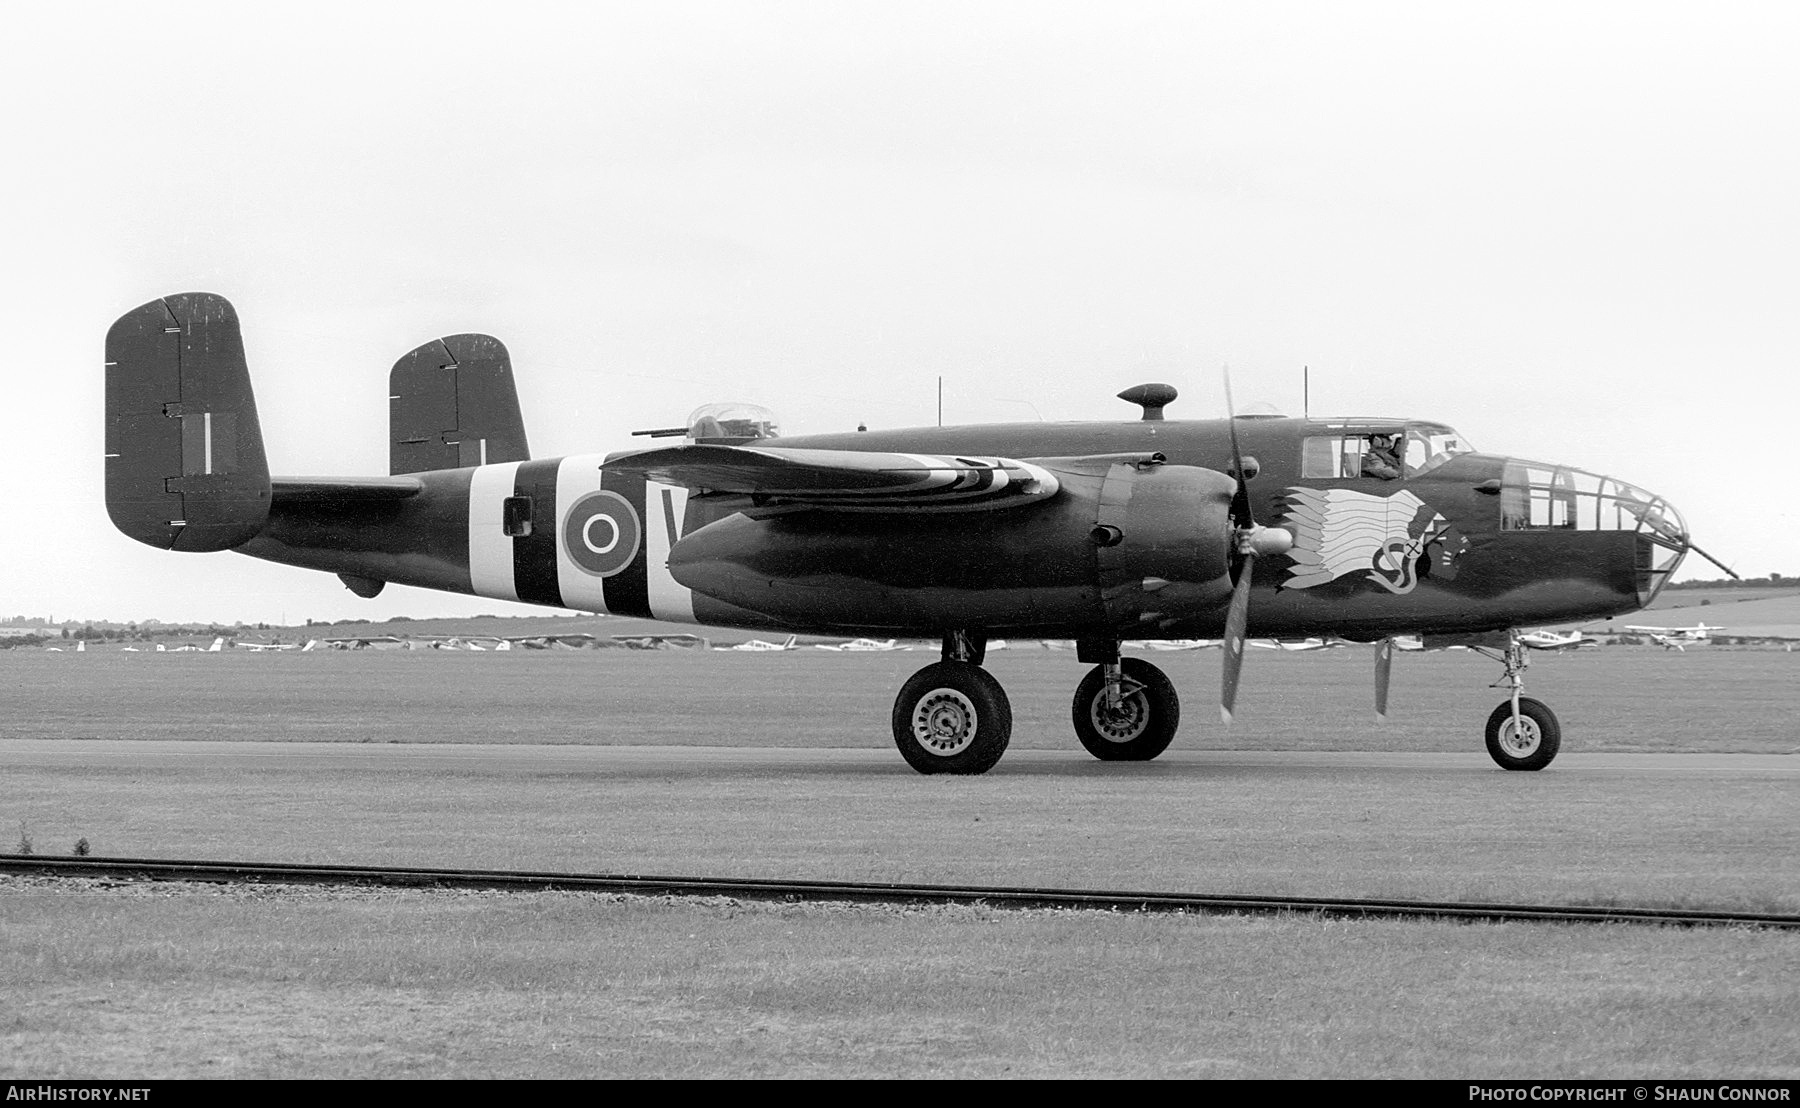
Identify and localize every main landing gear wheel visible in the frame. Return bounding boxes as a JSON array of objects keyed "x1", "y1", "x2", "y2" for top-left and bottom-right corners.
[
  {"x1": 1484, "y1": 697, "x2": 1561, "y2": 771},
  {"x1": 892, "y1": 660, "x2": 1013, "y2": 775},
  {"x1": 1072, "y1": 657, "x2": 1180, "y2": 761}
]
